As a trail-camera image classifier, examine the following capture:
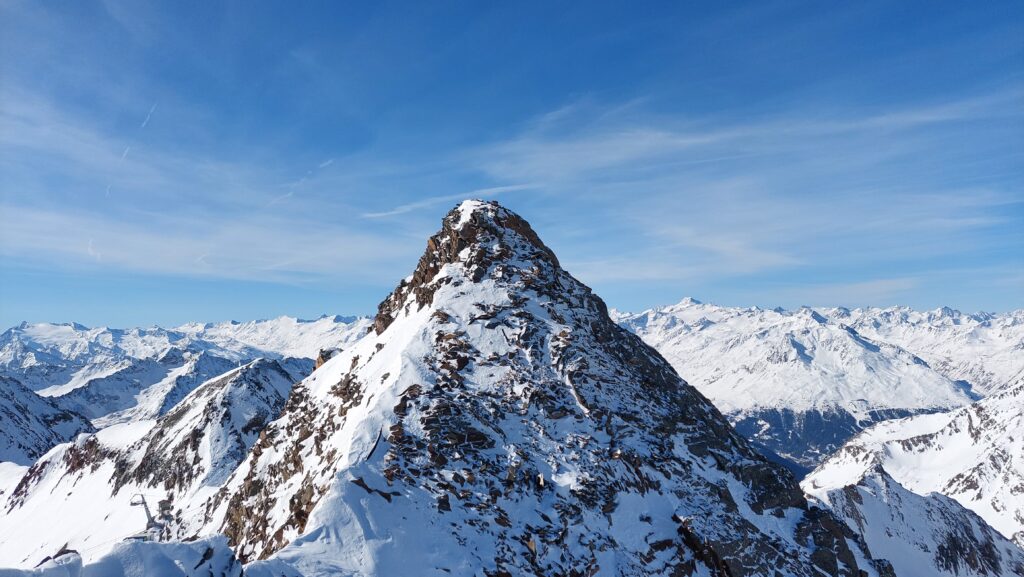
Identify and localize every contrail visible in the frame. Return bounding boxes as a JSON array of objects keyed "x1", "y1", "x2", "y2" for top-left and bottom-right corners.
[{"x1": 140, "y1": 103, "x2": 157, "y2": 128}]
